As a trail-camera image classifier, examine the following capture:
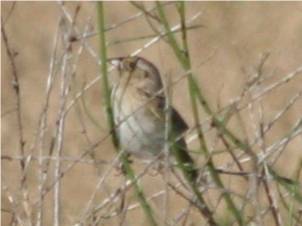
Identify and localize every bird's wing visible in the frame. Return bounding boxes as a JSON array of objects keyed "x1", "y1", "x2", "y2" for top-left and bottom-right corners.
[
  {"x1": 171, "y1": 107, "x2": 189, "y2": 134},
  {"x1": 142, "y1": 92, "x2": 189, "y2": 135}
]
